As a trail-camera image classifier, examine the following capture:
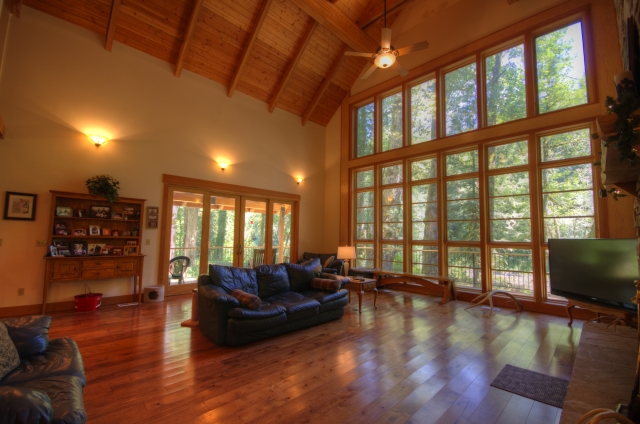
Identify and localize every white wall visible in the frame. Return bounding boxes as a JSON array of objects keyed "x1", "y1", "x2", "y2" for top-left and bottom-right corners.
[{"x1": 0, "y1": 8, "x2": 327, "y2": 308}]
